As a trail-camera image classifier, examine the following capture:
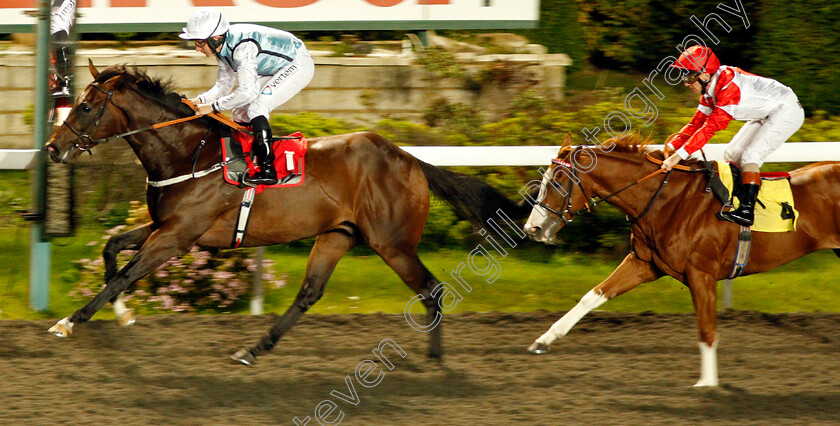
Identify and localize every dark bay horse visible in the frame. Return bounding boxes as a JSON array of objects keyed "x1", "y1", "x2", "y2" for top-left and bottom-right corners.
[
  {"x1": 523, "y1": 134, "x2": 840, "y2": 386},
  {"x1": 44, "y1": 63, "x2": 526, "y2": 365}
]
